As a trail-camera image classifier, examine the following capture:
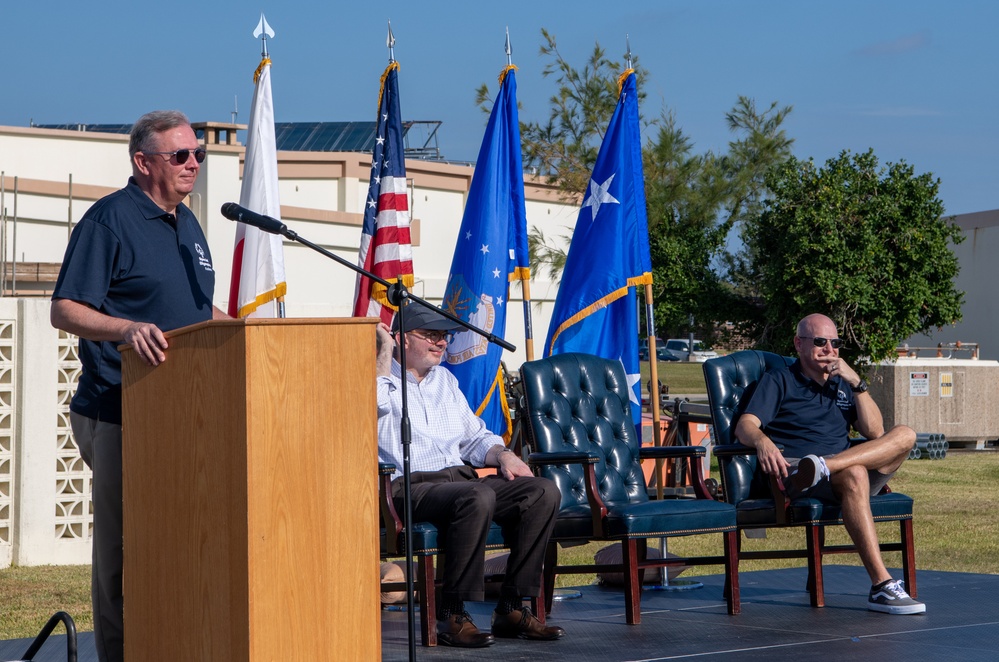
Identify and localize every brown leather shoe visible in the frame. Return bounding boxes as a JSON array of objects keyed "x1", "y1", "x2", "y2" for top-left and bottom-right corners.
[
  {"x1": 437, "y1": 611, "x2": 496, "y2": 648},
  {"x1": 491, "y1": 606, "x2": 566, "y2": 640}
]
